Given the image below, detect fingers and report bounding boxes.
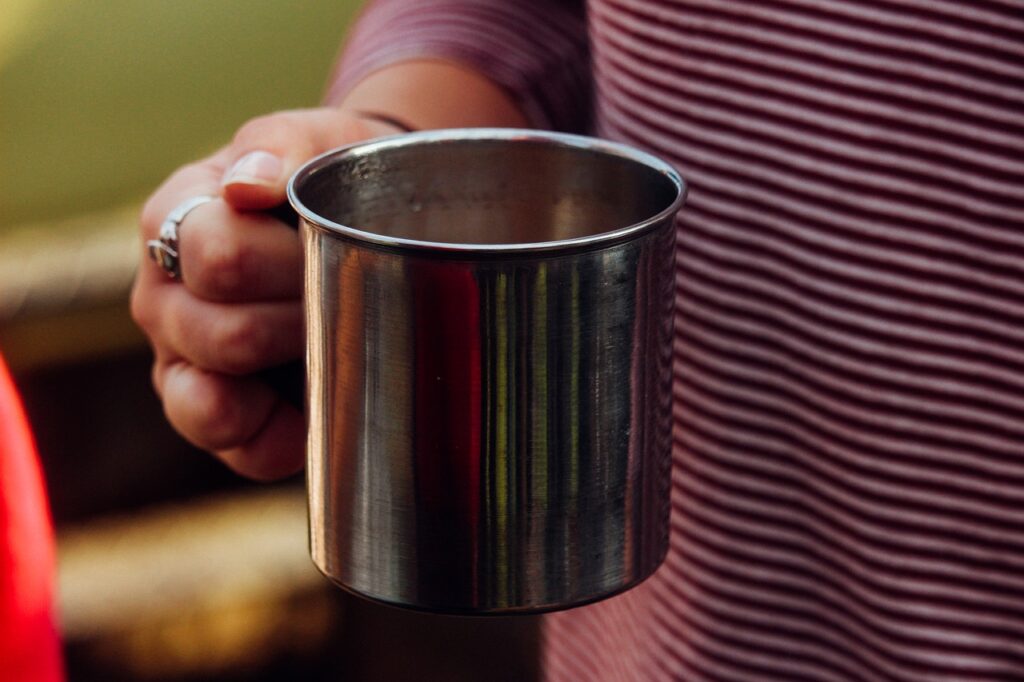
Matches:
[216,399,306,481]
[176,200,302,302]
[140,285,303,376]
[221,109,378,210]
[139,161,222,243]
[140,108,382,298]
[159,361,305,480]
[140,175,301,303]
[133,106,389,481]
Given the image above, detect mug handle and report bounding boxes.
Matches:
[260,203,304,411]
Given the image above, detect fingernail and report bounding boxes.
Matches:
[222,151,282,186]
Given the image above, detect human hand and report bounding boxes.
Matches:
[131,108,401,480]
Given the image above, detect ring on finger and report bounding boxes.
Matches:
[147,195,218,280]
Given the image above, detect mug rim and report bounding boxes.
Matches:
[286,128,687,255]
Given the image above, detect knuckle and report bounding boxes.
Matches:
[140,162,213,238]
[150,362,163,397]
[213,313,265,373]
[196,387,244,444]
[194,231,250,296]
[233,113,294,149]
[140,193,165,239]
[165,367,245,450]
[129,280,154,331]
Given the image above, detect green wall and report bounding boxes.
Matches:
[1,0,362,227]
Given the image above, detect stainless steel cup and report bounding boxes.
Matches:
[288,129,685,613]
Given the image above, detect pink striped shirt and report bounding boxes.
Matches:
[334,1,1024,679]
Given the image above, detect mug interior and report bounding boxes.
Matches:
[293,135,680,247]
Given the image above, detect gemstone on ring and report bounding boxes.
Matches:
[147,240,180,278]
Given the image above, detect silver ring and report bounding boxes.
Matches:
[146,195,217,280]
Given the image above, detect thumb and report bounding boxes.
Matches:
[219,108,381,210]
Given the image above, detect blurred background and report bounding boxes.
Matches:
[0,2,537,679]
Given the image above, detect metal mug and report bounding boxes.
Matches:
[288,129,685,613]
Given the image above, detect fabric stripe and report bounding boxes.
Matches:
[548,0,1024,679]
[330,0,1024,679]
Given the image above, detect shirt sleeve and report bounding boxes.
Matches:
[325,0,592,133]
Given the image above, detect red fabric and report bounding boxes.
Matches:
[0,355,63,681]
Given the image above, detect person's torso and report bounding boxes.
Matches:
[546,2,1024,679]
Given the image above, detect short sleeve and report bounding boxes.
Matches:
[326,0,592,133]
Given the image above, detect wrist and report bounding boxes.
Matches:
[350,110,416,135]
[329,59,530,131]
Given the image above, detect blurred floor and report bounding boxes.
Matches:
[14,350,539,681]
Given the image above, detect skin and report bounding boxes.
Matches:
[131,59,529,480]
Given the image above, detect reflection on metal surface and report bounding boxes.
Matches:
[293,129,685,613]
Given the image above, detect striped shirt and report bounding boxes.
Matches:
[334,1,1024,679]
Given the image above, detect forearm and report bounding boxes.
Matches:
[331,59,531,131]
